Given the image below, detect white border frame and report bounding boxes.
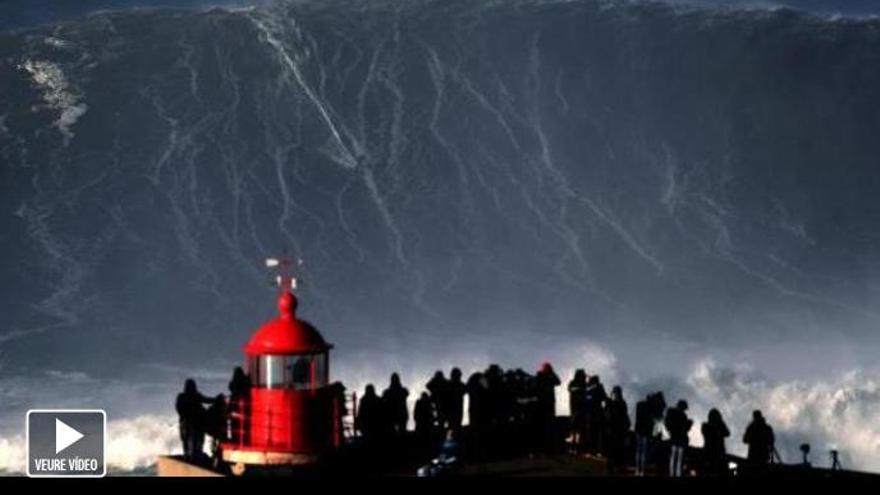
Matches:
[26,409,107,478]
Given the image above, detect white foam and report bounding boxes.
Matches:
[43,37,70,49]
[0,435,25,475]
[18,59,87,144]
[682,359,880,469]
[105,414,180,472]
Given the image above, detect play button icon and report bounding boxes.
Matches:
[27,410,106,477]
[55,418,85,454]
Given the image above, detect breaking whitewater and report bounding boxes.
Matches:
[2,0,880,475]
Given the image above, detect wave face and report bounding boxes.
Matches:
[2,0,880,471]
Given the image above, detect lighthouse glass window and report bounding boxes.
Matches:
[251,353,328,390]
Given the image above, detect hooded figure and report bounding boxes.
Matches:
[535,363,561,452]
[426,371,449,428]
[175,379,213,461]
[535,363,561,419]
[466,372,488,431]
[664,400,692,477]
[228,367,250,399]
[446,368,466,430]
[633,392,662,476]
[743,410,775,469]
[584,375,607,453]
[568,369,588,452]
[701,408,730,476]
[604,386,631,474]
[382,373,410,435]
[356,384,382,444]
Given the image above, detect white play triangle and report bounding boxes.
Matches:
[55,418,84,454]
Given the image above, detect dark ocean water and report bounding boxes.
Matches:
[2,0,880,375]
[2,0,879,31]
[0,0,276,31]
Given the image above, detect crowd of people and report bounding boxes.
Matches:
[350,362,779,476]
[175,361,779,476]
[356,363,564,460]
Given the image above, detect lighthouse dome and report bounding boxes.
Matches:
[244,291,331,355]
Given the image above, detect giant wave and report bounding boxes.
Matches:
[1,0,880,472]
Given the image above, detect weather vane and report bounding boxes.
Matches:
[265,256,303,291]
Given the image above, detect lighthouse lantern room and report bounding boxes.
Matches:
[221,258,337,473]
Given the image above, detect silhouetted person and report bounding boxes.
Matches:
[446,368,466,431]
[743,410,775,472]
[484,364,504,426]
[228,366,250,399]
[426,371,448,429]
[568,369,588,453]
[356,384,382,445]
[634,392,661,476]
[382,373,409,435]
[500,369,520,433]
[482,364,507,455]
[665,400,692,477]
[466,372,487,429]
[584,375,607,454]
[649,393,667,472]
[227,367,250,444]
[535,363,560,417]
[535,363,560,453]
[701,408,730,476]
[465,371,489,459]
[604,386,631,475]
[175,379,213,461]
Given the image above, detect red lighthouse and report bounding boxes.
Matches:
[221,258,338,474]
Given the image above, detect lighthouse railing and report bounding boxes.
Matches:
[224,391,355,450]
[225,399,290,448]
[227,397,249,448]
